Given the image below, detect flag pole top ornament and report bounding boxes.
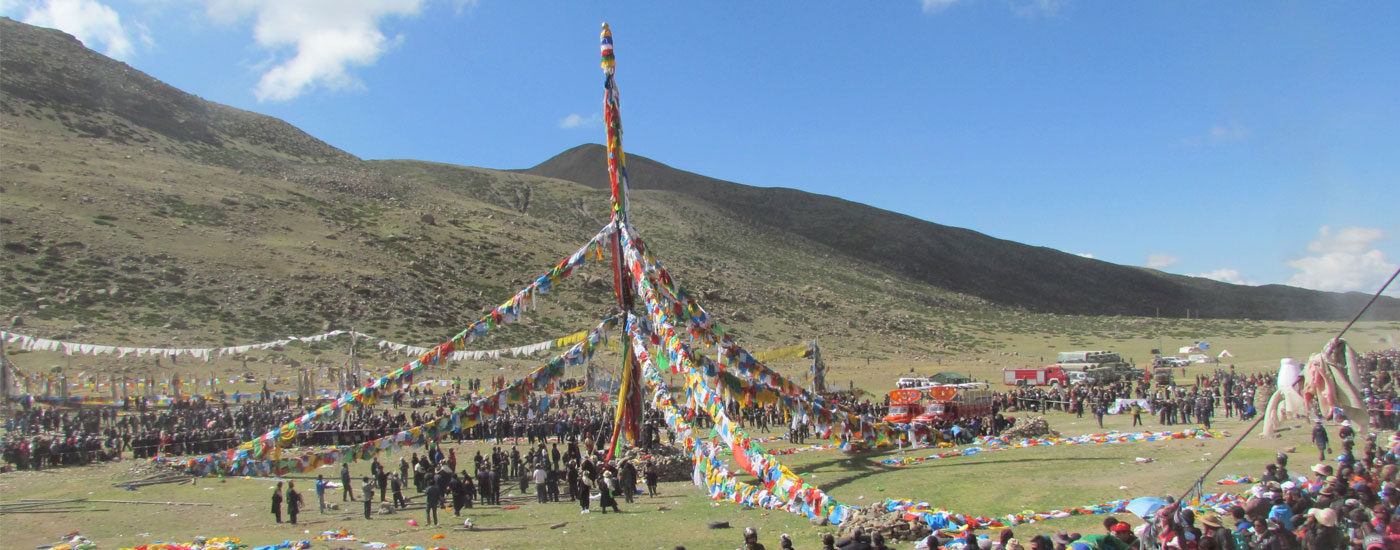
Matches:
[601,23,616,76]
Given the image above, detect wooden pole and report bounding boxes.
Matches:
[0,342,11,412]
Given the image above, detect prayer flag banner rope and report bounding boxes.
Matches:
[163,317,617,476]
[220,226,614,460]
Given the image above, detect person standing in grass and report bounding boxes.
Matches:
[533,462,549,503]
[286,481,303,525]
[620,460,637,504]
[361,476,374,520]
[424,479,442,526]
[341,463,354,501]
[271,481,284,523]
[645,461,659,498]
[1314,420,1330,461]
[315,474,328,514]
[600,470,621,513]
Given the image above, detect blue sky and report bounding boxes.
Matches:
[5,0,1398,296]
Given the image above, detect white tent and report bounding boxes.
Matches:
[1179,346,1198,354]
[1218,350,1234,358]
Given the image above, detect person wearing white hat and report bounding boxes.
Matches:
[1339,420,1356,444]
[1312,463,1334,480]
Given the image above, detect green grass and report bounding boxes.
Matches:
[0,404,1325,550]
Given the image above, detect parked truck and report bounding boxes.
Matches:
[884,385,995,424]
[1002,366,1075,387]
[1052,350,1136,384]
[913,385,995,424]
[882,389,924,424]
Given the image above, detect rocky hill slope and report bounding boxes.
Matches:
[524,144,1399,321]
[0,17,1393,367]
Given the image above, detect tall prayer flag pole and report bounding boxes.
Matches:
[601,23,642,460]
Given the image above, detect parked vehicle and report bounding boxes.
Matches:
[884,386,994,424]
[1053,350,1134,384]
[1002,366,1073,388]
[883,389,924,424]
[896,377,934,390]
[913,386,995,424]
[1154,356,1190,368]
[1152,367,1176,385]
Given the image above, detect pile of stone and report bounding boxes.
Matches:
[1000,416,1058,439]
[615,443,693,482]
[836,504,934,542]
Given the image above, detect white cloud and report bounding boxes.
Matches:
[558,113,601,129]
[1146,253,1179,269]
[1010,0,1064,17]
[1076,252,1094,259]
[921,0,965,13]
[1306,225,1385,255]
[921,0,1065,16]
[1288,226,1397,296]
[16,0,137,59]
[1190,268,1257,286]
[1182,121,1252,146]
[448,0,478,15]
[1208,121,1251,143]
[207,0,425,102]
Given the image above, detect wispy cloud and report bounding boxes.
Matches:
[1076,252,1094,259]
[1146,253,1179,269]
[1182,121,1252,146]
[10,0,139,59]
[1288,226,1397,296]
[448,0,478,15]
[921,0,1066,17]
[1190,268,1257,286]
[206,0,426,102]
[1306,225,1385,255]
[1010,0,1065,18]
[558,113,601,129]
[921,0,964,13]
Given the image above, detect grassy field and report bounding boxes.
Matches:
[1,310,1394,550]
[0,349,1359,550]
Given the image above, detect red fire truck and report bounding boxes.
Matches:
[1001,366,1075,388]
[884,386,995,425]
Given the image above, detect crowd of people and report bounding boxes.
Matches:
[10,347,1400,550]
[274,433,672,527]
[0,395,425,469]
[1359,350,1400,431]
[0,379,639,471]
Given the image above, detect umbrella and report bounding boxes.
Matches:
[1125,497,1169,519]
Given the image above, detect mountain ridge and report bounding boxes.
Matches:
[522,144,1398,321]
[0,14,1394,365]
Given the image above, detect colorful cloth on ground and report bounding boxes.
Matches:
[314,530,453,550]
[118,538,250,550]
[879,428,1228,466]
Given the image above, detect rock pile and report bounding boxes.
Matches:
[615,443,694,482]
[837,504,934,542]
[1000,416,1057,439]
